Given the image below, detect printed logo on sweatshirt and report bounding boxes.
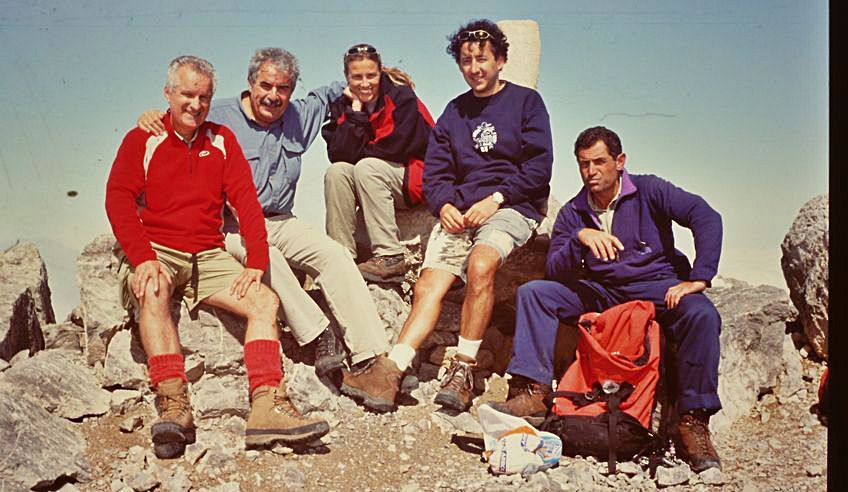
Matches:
[472,122,497,153]
[199,150,211,157]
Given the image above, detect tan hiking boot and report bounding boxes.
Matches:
[340,355,402,413]
[486,376,551,426]
[245,381,330,448]
[672,409,722,472]
[434,354,476,412]
[151,378,195,451]
[357,254,407,283]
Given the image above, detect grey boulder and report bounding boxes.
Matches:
[0,384,90,490]
[781,193,828,359]
[0,240,53,361]
[2,349,110,419]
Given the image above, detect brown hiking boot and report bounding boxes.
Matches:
[245,381,330,448]
[434,354,476,412]
[486,376,551,427]
[340,355,402,413]
[357,254,407,283]
[672,409,722,472]
[151,378,195,453]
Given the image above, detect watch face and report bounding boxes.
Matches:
[493,192,504,204]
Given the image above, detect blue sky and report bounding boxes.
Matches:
[0,1,828,319]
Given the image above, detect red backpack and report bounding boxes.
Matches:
[540,300,662,474]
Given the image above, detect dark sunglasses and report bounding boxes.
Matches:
[458,30,491,41]
[345,44,379,56]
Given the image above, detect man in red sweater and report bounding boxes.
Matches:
[106,56,328,458]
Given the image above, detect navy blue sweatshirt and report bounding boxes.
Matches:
[422,82,553,222]
[547,170,723,287]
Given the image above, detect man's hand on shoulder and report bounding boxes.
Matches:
[664,280,707,309]
[132,260,172,299]
[137,109,166,135]
[230,268,263,299]
[439,203,465,233]
[463,195,499,228]
[577,228,624,262]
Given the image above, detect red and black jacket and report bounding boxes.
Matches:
[322,73,435,206]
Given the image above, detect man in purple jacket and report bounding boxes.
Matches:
[489,126,724,473]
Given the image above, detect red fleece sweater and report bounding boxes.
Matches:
[106,114,269,270]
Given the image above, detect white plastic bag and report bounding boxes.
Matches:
[478,404,562,475]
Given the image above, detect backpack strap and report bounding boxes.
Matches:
[606,388,626,474]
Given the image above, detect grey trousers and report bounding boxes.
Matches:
[224,215,390,364]
[324,157,407,258]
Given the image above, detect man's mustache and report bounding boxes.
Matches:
[261,97,283,107]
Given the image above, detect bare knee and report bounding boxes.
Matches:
[412,274,447,305]
[244,286,280,320]
[465,256,499,294]
[137,273,173,316]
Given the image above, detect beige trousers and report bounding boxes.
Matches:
[324,157,408,258]
[224,215,389,364]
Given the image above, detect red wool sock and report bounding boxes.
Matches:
[244,339,283,395]
[147,353,187,388]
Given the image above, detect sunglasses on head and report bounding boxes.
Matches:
[458,30,491,41]
[346,44,378,56]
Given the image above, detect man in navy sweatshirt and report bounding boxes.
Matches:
[340,19,553,414]
[488,126,724,472]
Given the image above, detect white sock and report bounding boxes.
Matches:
[388,343,416,371]
[456,336,482,360]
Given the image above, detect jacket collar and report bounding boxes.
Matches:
[570,169,638,214]
[162,109,209,144]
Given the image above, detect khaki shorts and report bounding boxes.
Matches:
[421,208,537,282]
[117,242,244,315]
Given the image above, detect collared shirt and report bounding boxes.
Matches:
[588,176,622,235]
[207,82,345,215]
[172,127,199,147]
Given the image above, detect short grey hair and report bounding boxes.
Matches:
[166,55,216,94]
[247,47,300,88]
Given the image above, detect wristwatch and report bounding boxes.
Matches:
[492,191,505,205]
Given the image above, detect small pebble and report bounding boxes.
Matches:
[119,416,143,433]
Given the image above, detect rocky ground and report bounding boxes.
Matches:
[64,357,826,492]
[1,192,830,492]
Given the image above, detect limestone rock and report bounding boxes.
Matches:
[430,409,482,435]
[2,349,110,419]
[103,329,148,390]
[656,464,691,486]
[498,20,542,90]
[120,415,143,433]
[178,307,245,376]
[43,320,84,352]
[369,284,410,344]
[700,467,730,485]
[778,334,805,401]
[0,241,52,361]
[76,234,128,365]
[124,469,159,492]
[158,465,192,492]
[781,194,828,359]
[191,374,249,419]
[285,362,344,413]
[110,389,142,414]
[707,279,798,432]
[0,385,90,490]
